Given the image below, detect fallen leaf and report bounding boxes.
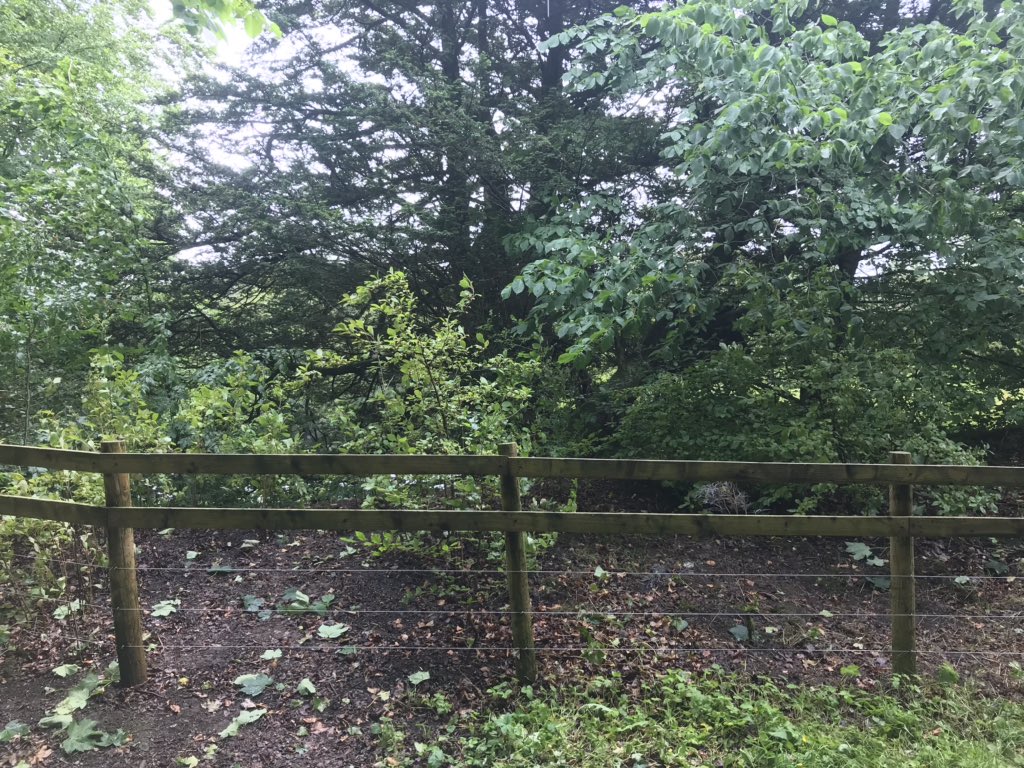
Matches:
[32,745,54,764]
[218,708,266,739]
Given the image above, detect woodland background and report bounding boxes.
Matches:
[5,2,1024,766]
[3,0,1024,510]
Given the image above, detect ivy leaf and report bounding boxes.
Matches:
[317,623,350,639]
[865,576,891,590]
[985,558,1009,575]
[296,678,317,696]
[0,721,29,742]
[242,595,265,612]
[233,674,274,696]
[821,14,838,26]
[407,670,430,686]
[150,599,181,617]
[729,625,750,642]
[38,714,73,730]
[310,593,336,616]
[55,674,101,715]
[279,589,311,614]
[218,708,266,739]
[61,719,126,754]
[845,541,874,562]
[53,600,82,620]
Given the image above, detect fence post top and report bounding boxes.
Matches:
[101,440,126,452]
[498,443,518,458]
[889,451,912,463]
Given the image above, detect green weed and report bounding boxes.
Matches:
[434,670,1024,767]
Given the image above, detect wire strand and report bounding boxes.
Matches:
[7,553,1019,580]
[19,596,1022,621]
[122,644,1024,656]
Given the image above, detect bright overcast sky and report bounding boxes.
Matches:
[147,0,257,64]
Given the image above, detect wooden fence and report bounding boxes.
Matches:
[3,441,1024,686]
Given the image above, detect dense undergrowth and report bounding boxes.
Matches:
[0,269,1010,634]
[425,671,1024,768]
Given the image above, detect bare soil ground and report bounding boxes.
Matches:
[2,481,1023,767]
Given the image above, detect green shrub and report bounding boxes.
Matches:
[613,346,997,515]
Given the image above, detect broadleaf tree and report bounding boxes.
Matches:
[505,0,1024,485]
[0,0,193,442]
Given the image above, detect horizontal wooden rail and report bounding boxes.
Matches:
[8,441,1023,689]
[5,443,1024,487]
[78,508,1024,538]
[104,506,900,536]
[509,457,1024,487]
[5,495,1024,538]
[0,495,106,525]
[0,445,116,473]
[0,445,504,477]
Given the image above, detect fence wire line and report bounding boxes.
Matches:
[17,595,1024,621]
[7,553,1020,581]
[5,635,1021,657]
[115,644,1024,656]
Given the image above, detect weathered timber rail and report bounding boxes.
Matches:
[2,441,1024,684]
[7,443,1024,485]
[7,495,1024,538]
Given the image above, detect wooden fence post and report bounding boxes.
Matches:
[889,450,916,677]
[499,443,537,684]
[101,441,147,686]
